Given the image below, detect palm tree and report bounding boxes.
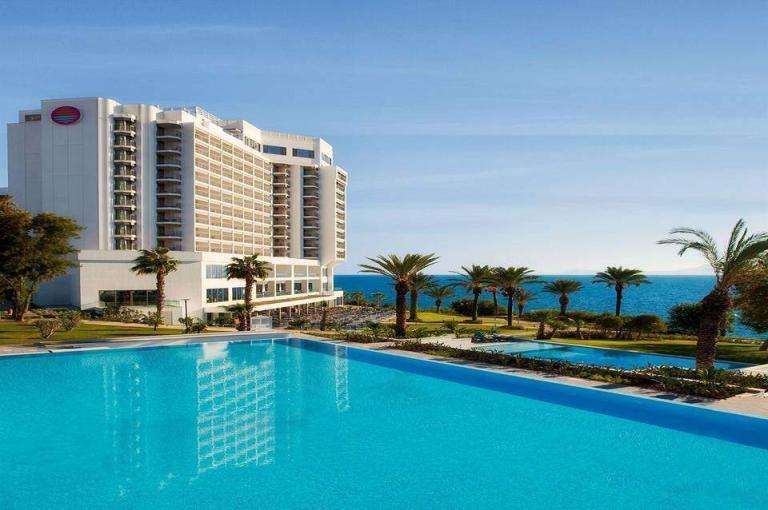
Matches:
[424,284,454,313]
[225,254,271,330]
[452,265,493,322]
[370,292,387,307]
[349,291,365,306]
[359,254,439,337]
[659,219,768,368]
[486,267,504,316]
[492,267,539,326]
[227,302,253,331]
[408,273,435,321]
[592,266,649,316]
[514,287,535,318]
[131,247,179,327]
[542,279,583,316]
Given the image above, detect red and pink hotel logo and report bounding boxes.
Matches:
[50,106,81,125]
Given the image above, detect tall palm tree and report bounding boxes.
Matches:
[592,266,649,316]
[408,273,434,321]
[452,265,493,322]
[359,254,439,337]
[225,254,271,330]
[349,291,365,306]
[424,284,454,313]
[542,279,583,316]
[131,247,179,326]
[659,219,768,368]
[370,292,387,307]
[492,267,539,326]
[486,267,504,316]
[514,288,535,318]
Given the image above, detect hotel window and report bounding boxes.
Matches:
[308,282,313,292]
[25,114,42,122]
[205,264,226,279]
[232,287,245,300]
[263,145,287,156]
[98,289,157,306]
[293,282,303,293]
[321,153,332,165]
[206,288,229,303]
[292,148,315,159]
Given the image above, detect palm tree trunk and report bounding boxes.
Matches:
[471,290,480,321]
[156,271,165,329]
[394,282,408,338]
[492,291,498,316]
[435,299,441,313]
[244,275,253,331]
[696,288,731,369]
[615,285,623,316]
[559,294,568,316]
[506,295,513,327]
[409,288,418,321]
[517,303,524,318]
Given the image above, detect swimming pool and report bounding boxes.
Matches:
[475,339,750,370]
[0,337,766,508]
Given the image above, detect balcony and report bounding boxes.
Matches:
[114,216,136,224]
[157,200,182,210]
[114,154,136,165]
[113,124,136,136]
[157,131,182,141]
[114,171,136,181]
[114,199,136,209]
[157,144,182,154]
[114,232,136,239]
[157,159,182,168]
[157,232,183,239]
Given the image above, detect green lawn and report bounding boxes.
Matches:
[0,319,185,346]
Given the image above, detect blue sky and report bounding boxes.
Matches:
[0,0,765,274]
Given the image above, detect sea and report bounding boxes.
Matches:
[335,274,764,338]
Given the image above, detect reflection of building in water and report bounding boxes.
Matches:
[101,359,147,494]
[334,345,350,413]
[196,343,276,473]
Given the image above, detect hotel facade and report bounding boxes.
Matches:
[4,97,348,323]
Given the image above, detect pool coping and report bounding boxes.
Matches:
[2,330,767,419]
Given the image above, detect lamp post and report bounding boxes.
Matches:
[182,298,190,333]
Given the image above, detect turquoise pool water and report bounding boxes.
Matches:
[475,340,751,370]
[1,338,767,509]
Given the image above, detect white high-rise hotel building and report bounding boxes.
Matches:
[3,98,348,322]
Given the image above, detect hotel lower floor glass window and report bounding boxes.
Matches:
[99,289,158,306]
[294,283,303,293]
[206,288,229,303]
[232,287,245,300]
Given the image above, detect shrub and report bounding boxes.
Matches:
[593,313,624,336]
[450,298,497,317]
[287,318,309,330]
[623,314,666,338]
[57,310,81,332]
[190,319,208,333]
[33,319,60,340]
[141,312,163,331]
